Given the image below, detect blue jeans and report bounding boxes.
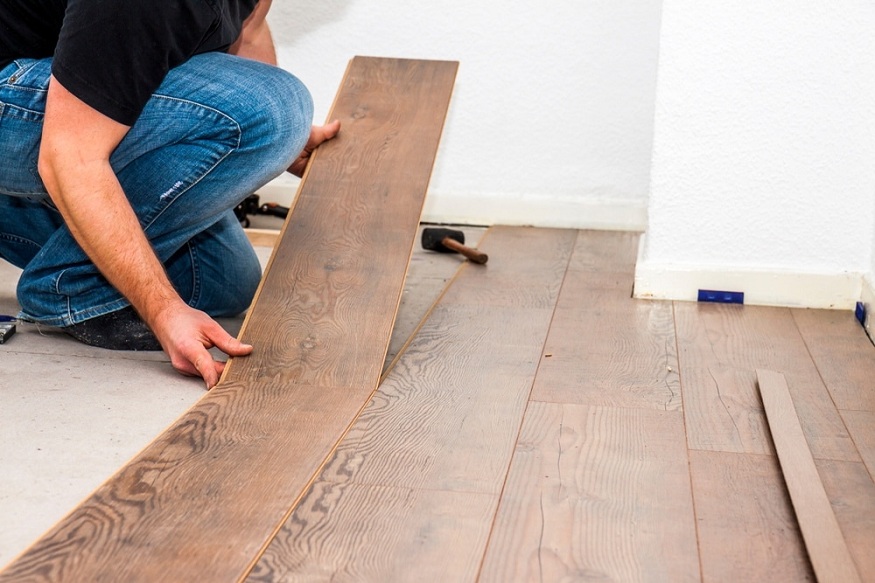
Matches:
[0,53,313,326]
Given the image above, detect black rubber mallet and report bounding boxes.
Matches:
[421,227,488,264]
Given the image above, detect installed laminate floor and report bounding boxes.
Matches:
[2,226,874,582]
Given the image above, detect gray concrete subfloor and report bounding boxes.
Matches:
[0,220,483,568]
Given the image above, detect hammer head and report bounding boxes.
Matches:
[421,227,465,252]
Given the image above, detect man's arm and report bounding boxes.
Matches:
[229,0,342,176]
[229,0,277,65]
[38,77,252,389]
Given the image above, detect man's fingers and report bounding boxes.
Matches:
[203,321,253,357]
[319,119,341,142]
[191,349,220,389]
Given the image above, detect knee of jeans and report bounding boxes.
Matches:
[240,68,315,173]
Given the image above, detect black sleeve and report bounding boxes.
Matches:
[52,0,221,125]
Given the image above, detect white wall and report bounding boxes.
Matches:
[265,1,662,229]
[636,1,875,309]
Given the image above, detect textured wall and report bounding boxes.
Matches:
[640,2,875,285]
[266,0,662,228]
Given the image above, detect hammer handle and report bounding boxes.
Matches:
[443,237,488,264]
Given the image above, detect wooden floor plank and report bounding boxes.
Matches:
[841,410,875,481]
[248,227,576,580]
[679,365,774,455]
[0,56,458,583]
[816,459,875,582]
[689,450,815,582]
[531,231,680,411]
[247,483,496,582]
[479,402,700,582]
[567,229,641,273]
[675,302,858,461]
[792,308,875,412]
[382,226,486,372]
[438,226,577,309]
[757,369,862,583]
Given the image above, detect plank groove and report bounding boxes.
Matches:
[757,369,862,583]
[0,56,458,583]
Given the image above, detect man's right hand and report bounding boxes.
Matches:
[151,302,253,389]
[287,120,341,177]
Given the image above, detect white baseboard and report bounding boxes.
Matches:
[634,239,864,310]
[422,190,648,230]
[256,182,648,231]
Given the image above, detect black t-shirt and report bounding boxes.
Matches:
[0,0,258,125]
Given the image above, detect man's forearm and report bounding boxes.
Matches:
[41,157,182,326]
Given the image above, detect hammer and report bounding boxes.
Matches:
[421,227,488,264]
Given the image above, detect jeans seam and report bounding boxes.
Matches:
[187,241,202,308]
[0,232,41,249]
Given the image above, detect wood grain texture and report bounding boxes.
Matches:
[438,226,578,309]
[792,308,875,412]
[689,450,815,582]
[841,410,875,481]
[249,227,576,580]
[816,459,875,582]
[247,483,496,582]
[479,402,700,583]
[532,234,680,411]
[0,57,458,583]
[567,229,640,273]
[757,369,862,583]
[680,366,774,455]
[675,302,858,461]
[382,226,486,372]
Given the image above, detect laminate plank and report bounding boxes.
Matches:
[567,229,640,273]
[675,302,858,461]
[479,402,700,583]
[382,226,486,372]
[438,226,578,309]
[816,459,875,582]
[530,231,674,414]
[841,410,875,481]
[531,276,681,411]
[689,450,815,582]
[247,483,496,582]
[249,227,576,580]
[0,57,458,583]
[793,308,875,412]
[680,366,774,455]
[757,369,862,583]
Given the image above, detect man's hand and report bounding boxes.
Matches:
[151,302,253,389]
[287,120,341,177]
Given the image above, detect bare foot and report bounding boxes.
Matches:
[287,120,341,177]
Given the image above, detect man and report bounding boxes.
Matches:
[0,0,339,388]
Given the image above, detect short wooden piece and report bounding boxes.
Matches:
[757,369,862,583]
[244,228,281,248]
[0,56,458,583]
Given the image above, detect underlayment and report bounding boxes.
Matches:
[0,220,482,567]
